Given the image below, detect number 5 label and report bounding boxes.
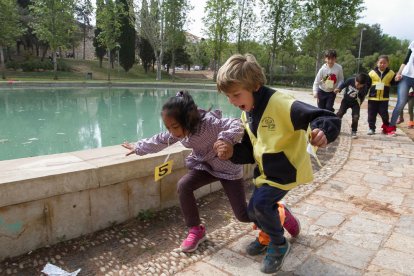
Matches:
[154,160,174,181]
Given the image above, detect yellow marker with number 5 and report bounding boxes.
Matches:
[154,160,174,181]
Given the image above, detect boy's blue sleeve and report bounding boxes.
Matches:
[291,101,341,143]
[230,131,255,164]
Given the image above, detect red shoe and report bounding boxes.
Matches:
[381,124,388,134]
[387,125,397,137]
[180,225,206,252]
[280,203,301,237]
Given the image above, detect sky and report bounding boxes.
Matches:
[186,0,414,41]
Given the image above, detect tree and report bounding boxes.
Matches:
[96,0,124,80]
[75,0,94,60]
[0,0,24,79]
[93,28,106,67]
[164,0,189,80]
[234,0,257,54]
[300,0,364,74]
[138,0,165,80]
[203,0,235,80]
[30,0,77,79]
[259,0,298,84]
[117,0,136,72]
[137,35,155,73]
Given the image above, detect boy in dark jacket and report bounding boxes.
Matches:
[214,53,341,274]
[334,73,371,138]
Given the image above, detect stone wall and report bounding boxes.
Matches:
[0,144,253,260]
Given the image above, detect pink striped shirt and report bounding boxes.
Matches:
[134,109,244,180]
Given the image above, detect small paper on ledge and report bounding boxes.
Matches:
[41,263,81,276]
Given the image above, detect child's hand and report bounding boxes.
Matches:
[122,141,136,156]
[313,91,318,98]
[310,128,328,148]
[334,88,340,94]
[213,139,233,160]
[395,74,402,81]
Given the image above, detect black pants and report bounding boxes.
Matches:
[177,169,249,227]
[336,100,361,132]
[248,184,288,245]
[317,89,336,112]
[367,100,389,130]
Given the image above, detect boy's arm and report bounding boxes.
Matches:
[312,68,323,96]
[359,78,372,103]
[337,66,345,87]
[230,131,256,164]
[291,101,341,143]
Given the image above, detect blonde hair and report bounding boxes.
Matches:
[216,53,266,93]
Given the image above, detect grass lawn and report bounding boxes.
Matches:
[1,58,214,84]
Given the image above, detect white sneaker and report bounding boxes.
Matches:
[367,129,375,135]
[351,131,357,139]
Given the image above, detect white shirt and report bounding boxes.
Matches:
[402,41,414,78]
[313,63,344,95]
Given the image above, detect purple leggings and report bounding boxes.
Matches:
[177,169,250,227]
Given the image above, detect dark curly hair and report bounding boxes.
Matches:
[161,91,200,135]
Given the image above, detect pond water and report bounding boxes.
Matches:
[0,88,240,161]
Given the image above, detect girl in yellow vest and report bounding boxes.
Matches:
[215,54,341,274]
[367,55,397,135]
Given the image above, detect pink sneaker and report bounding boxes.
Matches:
[281,204,301,238]
[180,225,206,252]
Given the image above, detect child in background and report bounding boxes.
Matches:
[122,91,300,253]
[215,54,341,274]
[367,55,397,135]
[396,88,414,128]
[313,49,344,112]
[335,73,371,139]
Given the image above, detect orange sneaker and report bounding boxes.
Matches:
[408,121,414,129]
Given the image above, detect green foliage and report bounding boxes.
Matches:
[117,0,136,72]
[203,0,235,78]
[294,55,315,74]
[0,0,25,48]
[300,0,364,67]
[93,28,107,67]
[96,0,124,51]
[233,0,257,53]
[337,50,357,77]
[6,59,71,72]
[137,210,155,221]
[137,35,155,73]
[30,0,77,52]
[272,74,315,87]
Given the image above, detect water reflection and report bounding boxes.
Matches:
[0,88,240,161]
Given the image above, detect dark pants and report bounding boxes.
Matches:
[248,184,288,245]
[317,89,336,112]
[367,100,389,130]
[177,169,249,227]
[336,100,361,132]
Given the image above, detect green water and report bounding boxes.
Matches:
[0,88,241,161]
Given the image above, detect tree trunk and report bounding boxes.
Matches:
[0,46,5,80]
[53,51,58,80]
[107,49,111,81]
[171,51,175,82]
[83,26,86,60]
